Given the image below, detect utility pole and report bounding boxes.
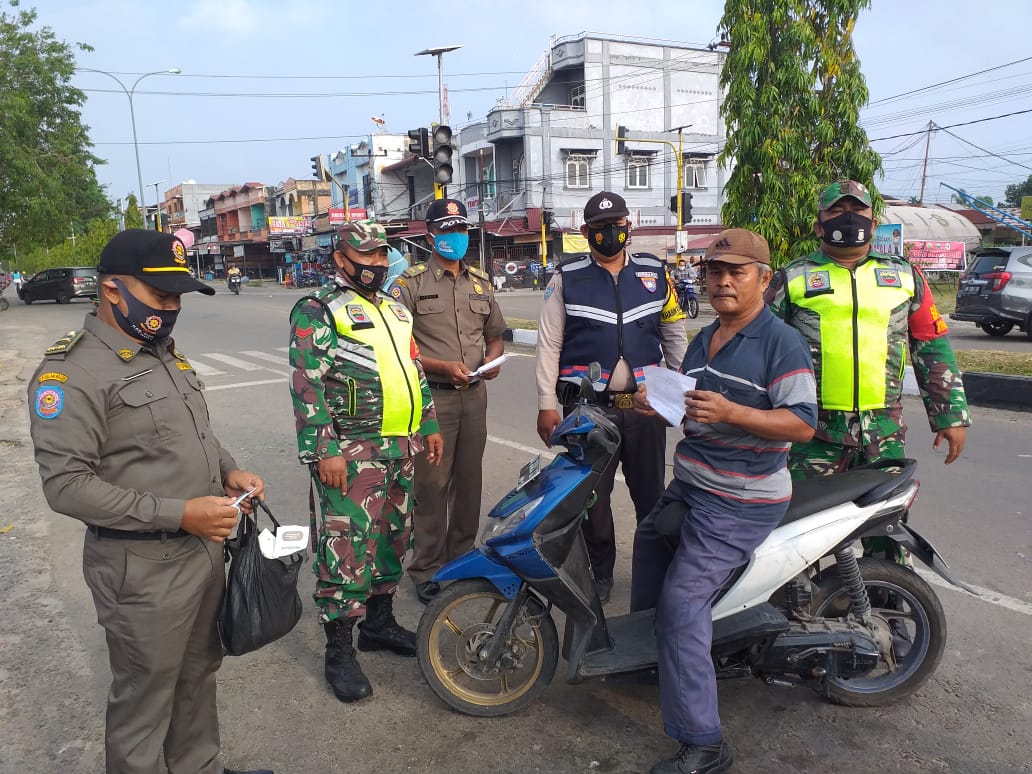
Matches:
[477,150,488,273]
[918,121,934,207]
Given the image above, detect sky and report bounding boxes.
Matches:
[35,0,1032,212]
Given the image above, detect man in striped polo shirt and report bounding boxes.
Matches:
[630,229,818,774]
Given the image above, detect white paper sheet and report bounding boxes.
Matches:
[642,366,697,427]
[468,353,510,378]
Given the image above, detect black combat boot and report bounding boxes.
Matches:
[323,617,372,702]
[356,593,417,656]
[649,741,732,774]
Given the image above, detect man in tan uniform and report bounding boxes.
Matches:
[389,198,506,603]
[27,229,272,774]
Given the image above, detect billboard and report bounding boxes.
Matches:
[873,223,903,256]
[268,216,312,235]
[328,208,368,225]
[904,240,966,270]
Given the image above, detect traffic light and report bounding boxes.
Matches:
[669,191,694,224]
[616,125,628,156]
[407,127,430,158]
[432,125,454,185]
[542,210,555,230]
[310,154,326,181]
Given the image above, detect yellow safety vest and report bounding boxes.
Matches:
[784,256,915,411]
[326,292,423,437]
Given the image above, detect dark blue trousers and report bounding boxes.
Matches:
[631,479,779,745]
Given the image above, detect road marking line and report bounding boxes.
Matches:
[202,352,288,376]
[187,359,227,376]
[206,378,284,392]
[275,346,290,352]
[240,350,289,366]
[916,569,1032,617]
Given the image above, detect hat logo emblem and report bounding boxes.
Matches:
[598,198,613,210]
[714,238,732,249]
[447,202,459,214]
[172,241,187,265]
[143,315,162,332]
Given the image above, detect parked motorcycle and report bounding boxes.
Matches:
[676,280,699,319]
[228,274,241,295]
[416,366,967,717]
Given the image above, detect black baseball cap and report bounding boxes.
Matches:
[426,198,470,229]
[583,191,630,225]
[97,229,215,295]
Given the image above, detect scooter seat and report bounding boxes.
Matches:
[782,469,893,525]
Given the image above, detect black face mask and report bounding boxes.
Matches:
[820,211,873,248]
[341,259,389,294]
[110,278,179,342]
[586,223,629,258]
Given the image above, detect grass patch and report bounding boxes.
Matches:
[954,349,1032,377]
[930,284,958,314]
[506,317,538,330]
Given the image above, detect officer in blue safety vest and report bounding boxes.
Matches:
[535,191,688,603]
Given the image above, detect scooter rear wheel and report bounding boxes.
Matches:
[416,579,558,717]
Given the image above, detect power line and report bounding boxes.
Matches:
[869,55,1032,106]
[869,108,1032,142]
[937,127,1032,174]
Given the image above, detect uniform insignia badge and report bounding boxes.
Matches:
[806,271,831,291]
[875,268,901,287]
[543,285,555,301]
[172,240,187,265]
[346,304,370,324]
[175,361,193,371]
[598,197,613,210]
[636,271,658,293]
[295,325,314,339]
[929,303,948,335]
[473,281,483,294]
[173,349,187,360]
[391,285,403,300]
[143,315,163,333]
[117,348,135,361]
[34,386,64,420]
[390,303,410,323]
[447,201,460,215]
[359,268,376,285]
[38,372,68,383]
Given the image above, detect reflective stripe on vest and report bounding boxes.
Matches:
[786,259,915,411]
[326,293,422,437]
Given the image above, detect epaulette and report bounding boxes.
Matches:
[402,263,429,278]
[44,329,84,359]
[469,266,489,282]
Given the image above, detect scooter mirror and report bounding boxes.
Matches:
[580,361,604,400]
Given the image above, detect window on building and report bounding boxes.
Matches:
[565,156,591,189]
[570,84,585,109]
[684,160,709,189]
[485,163,496,197]
[626,155,650,189]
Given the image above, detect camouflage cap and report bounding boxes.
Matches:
[818,180,874,211]
[336,219,388,251]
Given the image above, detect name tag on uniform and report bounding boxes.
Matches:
[417,294,438,301]
[469,293,490,302]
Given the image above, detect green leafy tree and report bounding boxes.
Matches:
[0,1,111,257]
[1003,175,1032,207]
[718,0,883,265]
[124,194,144,229]
[17,216,117,271]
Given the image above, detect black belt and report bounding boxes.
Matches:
[89,526,191,541]
[557,381,636,409]
[426,379,482,391]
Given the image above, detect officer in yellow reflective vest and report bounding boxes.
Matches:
[766,180,970,480]
[289,220,443,703]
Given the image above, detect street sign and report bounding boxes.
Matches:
[675,230,689,253]
[530,262,541,273]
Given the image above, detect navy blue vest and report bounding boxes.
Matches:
[558,253,667,388]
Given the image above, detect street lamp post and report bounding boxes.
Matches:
[77,67,181,208]
[414,45,462,126]
[149,180,168,232]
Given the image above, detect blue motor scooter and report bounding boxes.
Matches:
[416,366,960,717]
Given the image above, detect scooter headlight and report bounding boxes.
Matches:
[478,495,544,545]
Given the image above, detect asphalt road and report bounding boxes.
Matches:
[0,285,1029,774]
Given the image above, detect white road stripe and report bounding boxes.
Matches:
[206,378,284,392]
[187,359,227,376]
[275,346,290,352]
[240,350,289,366]
[916,569,1032,617]
[202,352,289,376]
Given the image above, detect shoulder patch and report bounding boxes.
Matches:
[38,371,68,383]
[402,264,429,278]
[390,285,403,300]
[44,330,84,359]
[34,385,65,419]
[469,266,489,281]
[116,348,136,362]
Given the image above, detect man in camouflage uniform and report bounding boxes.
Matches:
[766,180,970,485]
[289,220,443,702]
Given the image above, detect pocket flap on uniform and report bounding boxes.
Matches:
[118,381,170,407]
[415,297,443,314]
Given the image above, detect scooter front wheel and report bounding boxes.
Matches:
[416,579,558,717]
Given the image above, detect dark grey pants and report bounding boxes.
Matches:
[83,530,224,774]
[631,480,779,745]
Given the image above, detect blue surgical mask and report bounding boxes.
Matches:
[433,232,469,261]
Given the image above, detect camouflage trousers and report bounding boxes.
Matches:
[788,408,906,480]
[312,457,414,623]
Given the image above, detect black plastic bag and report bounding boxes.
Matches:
[219,499,304,656]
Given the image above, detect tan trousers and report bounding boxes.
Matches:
[408,384,488,584]
[83,530,224,774]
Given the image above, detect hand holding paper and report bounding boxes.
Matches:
[642,366,697,427]
[468,353,510,378]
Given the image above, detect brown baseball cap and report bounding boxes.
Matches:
[703,228,771,265]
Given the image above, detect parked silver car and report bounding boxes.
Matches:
[950,246,1032,339]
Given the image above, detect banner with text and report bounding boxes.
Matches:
[268,216,312,235]
[904,240,966,270]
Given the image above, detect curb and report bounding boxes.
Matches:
[503,329,1032,413]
